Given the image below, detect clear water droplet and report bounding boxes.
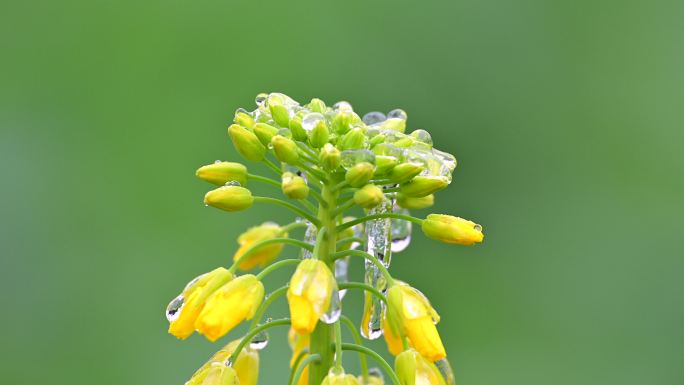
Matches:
[224,180,241,186]
[361,200,392,339]
[166,295,184,322]
[250,329,269,350]
[340,149,376,170]
[362,111,386,125]
[435,358,456,385]
[224,357,234,368]
[301,112,325,132]
[473,223,482,232]
[409,129,433,146]
[391,206,412,253]
[255,93,268,107]
[333,101,353,112]
[300,221,317,259]
[335,257,350,299]
[387,108,407,120]
[183,273,207,292]
[320,287,342,324]
[214,159,223,164]
[278,127,292,138]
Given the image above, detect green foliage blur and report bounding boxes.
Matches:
[1,0,682,384]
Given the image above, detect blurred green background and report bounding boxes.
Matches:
[1,0,682,384]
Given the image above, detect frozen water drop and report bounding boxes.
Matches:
[333,101,353,112]
[409,129,433,146]
[387,108,407,120]
[362,111,386,125]
[224,180,241,187]
[183,273,207,292]
[214,159,223,164]
[320,287,342,324]
[302,112,325,132]
[224,357,234,368]
[335,257,350,299]
[300,221,317,259]
[474,223,483,232]
[435,358,456,385]
[391,206,412,253]
[340,149,376,170]
[166,295,184,322]
[250,329,269,350]
[255,93,268,107]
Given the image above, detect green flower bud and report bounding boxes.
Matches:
[307,98,327,113]
[234,111,255,130]
[253,123,279,146]
[271,135,299,164]
[383,118,406,133]
[400,176,449,197]
[204,186,253,212]
[309,120,329,148]
[339,127,366,150]
[332,112,353,134]
[354,184,384,208]
[374,155,399,176]
[389,163,424,184]
[268,94,291,127]
[320,143,341,171]
[395,350,419,385]
[421,214,484,245]
[397,193,434,210]
[196,161,247,186]
[289,115,308,141]
[281,172,309,199]
[345,162,375,187]
[369,133,386,147]
[228,124,266,162]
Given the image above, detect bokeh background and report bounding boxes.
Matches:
[1,0,682,384]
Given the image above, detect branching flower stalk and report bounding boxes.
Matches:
[165,93,484,385]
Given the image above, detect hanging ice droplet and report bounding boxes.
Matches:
[333,101,353,112]
[214,159,223,164]
[166,295,184,322]
[360,267,385,340]
[301,112,325,132]
[362,111,386,125]
[409,129,433,146]
[366,200,392,267]
[224,180,241,187]
[367,368,384,383]
[320,287,342,324]
[249,329,270,350]
[391,206,412,253]
[435,358,456,385]
[335,257,350,299]
[224,356,234,368]
[340,149,376,170]
[387,108,407,121]
[255,93,268,107]
[300,221,316,259]
[183,273,207,292]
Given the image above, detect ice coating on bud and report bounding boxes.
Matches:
[196,162,247,186]
[281,172,309,200]
[341,149,376,170]
[204,186,254,212]
[390,163,424,184]
[400,176,449,197]
[346,162,375,188]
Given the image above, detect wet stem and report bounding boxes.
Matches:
[308,179,339,385]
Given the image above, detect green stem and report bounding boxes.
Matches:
[332,250,394,286]
[308,188,326,207]
[331,180,348,192]
[263,158,283,174]
[290,354,321,385]
[341,343,401,385]
[287,349,311,385]
[247,173,281,188]
[297,163,327,183]
[340,316,369,380]
[253,196,320,226]
[338,282,387,304]
[336,237,364,249]
[229,238,312,273]
[331,198,356,217]
[281,221,309,233]
[337,213,423,232]
[229,318,291,364]
[334,321,343,369]
[255,259,300,281]
[249,285,288,329]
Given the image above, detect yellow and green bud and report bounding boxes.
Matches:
[388,282,446,361]
[204,186,254,212]
[187,339,259,385]
[375,155,400,176]
[195,274,264,341]
[345,162,375,187]
[389,163,424,184]
[233,222,286,270]
[421,214,483,245]
[187,364,239,385]
[228,124,266,161]
[253,122,279,146]
[268,94,291,127]
[339,127,366,150]
[168,267,234,339]
[400,176,448,197]
[271,135,299,164]
[309,120,329,148]
[234,111,255,130]
[307,98,327,113]
[320,143,341,171]
[289,115,308,141]
[354,184,385,209]
[281,172,310,200]
[332,111,353,134]
[321,368,360,385]
[395,349,446,385]
[196,161,247,186]
[287,259,335,334]
[396,194,434,210]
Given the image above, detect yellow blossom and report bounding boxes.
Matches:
[387,283,446,361]
[195,275,264,341]
[232,222,286,270]
[421,214,483,245]
[204,185,253,212]
[288,328,311,385]
[383,311,405,356]
[287,259,335,334]
[187,339,259,385]
[167,267,233,340]
[321,368,360,385]
[196,161,247,186]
